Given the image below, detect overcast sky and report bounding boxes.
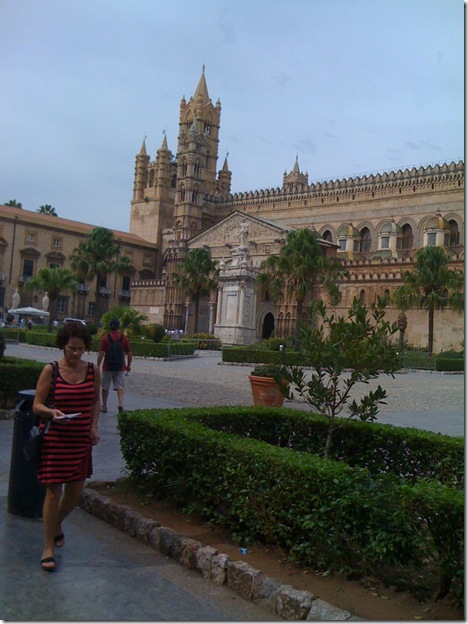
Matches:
[0,0,463,233]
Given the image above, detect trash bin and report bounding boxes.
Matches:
[7,389,46,518]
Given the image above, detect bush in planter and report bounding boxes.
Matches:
[250,363,288,382]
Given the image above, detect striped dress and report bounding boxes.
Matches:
[37,361,95,484]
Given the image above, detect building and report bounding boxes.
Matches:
[0,204,157,322]
[1,69,463,349]
[129,70,464,352]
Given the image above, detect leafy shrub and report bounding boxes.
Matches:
[118,406,464,600]
[0,357,44,407]
[250,363,288,380]
[190,332,222,350]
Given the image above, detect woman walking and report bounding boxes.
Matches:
[33,321,100,572]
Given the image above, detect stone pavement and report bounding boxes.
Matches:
[0,344,464,621]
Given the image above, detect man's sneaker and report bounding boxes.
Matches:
[118,406,124,413]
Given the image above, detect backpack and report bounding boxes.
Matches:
[106,333,124,371]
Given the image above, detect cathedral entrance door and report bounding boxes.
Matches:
[262,312,275,339]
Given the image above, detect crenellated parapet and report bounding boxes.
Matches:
[212,160,464,209]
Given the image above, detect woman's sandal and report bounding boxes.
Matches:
[54,533,65,548]
[41,556,56,572]
[100,406,107,413]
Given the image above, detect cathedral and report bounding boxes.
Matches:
[0,69,463,351]
[129,69,464,352]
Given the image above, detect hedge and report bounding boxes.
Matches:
[0,357,44,407]
[222,347,308,366]
[224,346,464,372]
[17,332,198,358]
[118,406,464,600]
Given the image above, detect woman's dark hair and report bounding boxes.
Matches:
[56,322,92,350]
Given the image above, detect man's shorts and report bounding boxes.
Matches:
[101,370,126,391]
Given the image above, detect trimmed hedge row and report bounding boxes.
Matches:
[223,346,464,371]
[190,407,464,489]
[118,407,464,600]
[14,332,198,358]
[222,347,308,366]
[0,357,44,407]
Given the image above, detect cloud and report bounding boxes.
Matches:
[406,140,441,151]
[293,138,317,155]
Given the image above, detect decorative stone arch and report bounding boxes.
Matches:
[256,301,277,340]
[356,221,377,252]
[319,225,336,243]
[444,212,464,246]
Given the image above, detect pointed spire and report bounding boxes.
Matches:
[194,66,210,105]
[293,155,300,174]
[161,130,168,151]
[139,137,147,156]
[222,155,229,171]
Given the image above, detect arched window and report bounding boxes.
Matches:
[194,161,201,177]
[359,290,365,304]
[148,169,154,187]
[322,230,333,243]
[449,220,460,246]
[180,186,185,202]
[359,227,371,252]
[181,159,187,177]
[401,224,413,250]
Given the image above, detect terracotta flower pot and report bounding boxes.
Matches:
[249,375,288,407]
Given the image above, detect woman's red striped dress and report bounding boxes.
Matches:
[37,362,95,484]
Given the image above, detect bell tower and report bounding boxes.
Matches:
[174,67,222,242]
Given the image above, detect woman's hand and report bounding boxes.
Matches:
[48,408,66,420]
[91,425,100,446]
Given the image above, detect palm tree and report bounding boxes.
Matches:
[69,227,131,324]
[25,267,79,331]
[258,228,343,349]
[392,246,464,354]
[100,305,148,337]
[4,200,22,208]
[37,204,58,216]
[172,248,218,333]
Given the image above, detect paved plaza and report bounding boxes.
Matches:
[6,343,464,436]
[0,343,463,621]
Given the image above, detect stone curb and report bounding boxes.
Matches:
[79,484,362,621]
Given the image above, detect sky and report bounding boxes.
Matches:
[0,0,464,233]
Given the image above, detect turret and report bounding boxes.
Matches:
[133,139,150,200]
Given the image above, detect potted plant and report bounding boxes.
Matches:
[249,363,289,407]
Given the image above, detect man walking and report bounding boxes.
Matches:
[97,319,132,413]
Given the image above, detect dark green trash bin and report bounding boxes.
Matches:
[7,389,46,518]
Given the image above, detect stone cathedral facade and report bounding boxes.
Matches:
[129,70,464,352]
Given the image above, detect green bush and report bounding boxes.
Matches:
[222,347,308,366]
[190,333,222,350]
[434,358,464,372]
[0,357,44,407]
[118,406,464,599]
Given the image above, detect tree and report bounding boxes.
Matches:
[100,305,148,336]
[172,248,218,333]
[4,200,22,208]
[69,227,131,324]
[283,297,399,458]
[258,228,343,349]
[25,267,79,331]
[392,246,464,354]
[37,204,58,216]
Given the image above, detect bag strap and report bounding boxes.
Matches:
[47,361,59,408]
[42,361,58,435]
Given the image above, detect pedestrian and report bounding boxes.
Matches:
[97,318,132,414]
[33,321,100,572]
[27,317,33,330]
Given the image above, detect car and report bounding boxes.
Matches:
[64,317,87,326]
